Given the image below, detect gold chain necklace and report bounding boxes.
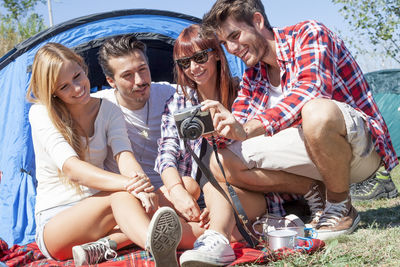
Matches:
[114,91,150,140]
[115,91,150,161]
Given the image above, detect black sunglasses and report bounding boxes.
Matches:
[175,48,214,69]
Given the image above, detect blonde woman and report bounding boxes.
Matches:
[27,43,181,267]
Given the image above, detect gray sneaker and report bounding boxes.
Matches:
[304,181,326,227]
[72,237,117,266]
[146,207,182,267]
[350,170,398,200]
[316,198,360,240]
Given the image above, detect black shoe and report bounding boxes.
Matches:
[350,171,398,200]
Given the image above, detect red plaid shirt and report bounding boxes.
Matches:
[232,20,398,171]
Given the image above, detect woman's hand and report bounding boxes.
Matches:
[124,171,154,194]
[198,208,210,229]
[135,191,158,213]
[201,100,247,141]
[124,171,157,213]
[169,185,201,222]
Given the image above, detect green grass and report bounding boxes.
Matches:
[238,164,400,266]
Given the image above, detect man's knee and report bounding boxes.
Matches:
[209,149,244,183]
[301,99,346,139]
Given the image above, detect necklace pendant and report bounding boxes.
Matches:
[141,130,150,140]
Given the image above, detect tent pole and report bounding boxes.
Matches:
[47,0,54,27]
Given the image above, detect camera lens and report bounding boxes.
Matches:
[181,118,204,140]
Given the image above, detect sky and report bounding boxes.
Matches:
[14,0,400,72]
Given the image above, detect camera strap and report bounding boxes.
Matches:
[195,139,208,185]
[184,137,259,248]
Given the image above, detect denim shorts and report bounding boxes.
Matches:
[228,100,381,183]
[35,201,77,259]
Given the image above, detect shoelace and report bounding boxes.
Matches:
[352,178,377,191]
[318,201,348,227]
[304,185,324,218]
[353,179,377,194]
[86,240,117,263]
[193,232,225,251]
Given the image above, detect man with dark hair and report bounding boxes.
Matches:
[200,0,398,240]
[95,34,176,190]
[93,33,268,267]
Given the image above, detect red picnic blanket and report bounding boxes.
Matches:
[0,238,324,266]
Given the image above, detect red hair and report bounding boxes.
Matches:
[173,24,237,109]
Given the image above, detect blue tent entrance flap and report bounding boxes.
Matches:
[365,69,400,155]
[0,9,246,246]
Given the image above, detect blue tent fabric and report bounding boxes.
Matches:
[0,52,37,246]
[365,69,400,155]
[0,9,245,246]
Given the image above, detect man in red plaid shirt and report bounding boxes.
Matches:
[200,0,398,241]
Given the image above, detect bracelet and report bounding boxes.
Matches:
[167,182,183,194]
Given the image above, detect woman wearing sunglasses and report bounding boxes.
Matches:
[155,24,266,267]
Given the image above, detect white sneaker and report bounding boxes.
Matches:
[146,207,182,267]
[179,230,236,267]
[72,237,117,266]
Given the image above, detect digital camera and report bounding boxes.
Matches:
[173,104,214,140]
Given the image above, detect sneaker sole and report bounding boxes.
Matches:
[147,207,182,267]
[316,213,361,240]
[387,188,399,198]
[180,252,235,267]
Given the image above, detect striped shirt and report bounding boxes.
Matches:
[155,87,203,179]
[232,20,398,171]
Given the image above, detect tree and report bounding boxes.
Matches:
[3,0,44,20]
[0,0,46,56]
[332,0,400,65]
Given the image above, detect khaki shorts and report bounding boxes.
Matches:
[227,100,381,184]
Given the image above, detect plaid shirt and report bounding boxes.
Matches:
[155,87,203,178]
[155,87,295,216]
[232,20,398,171]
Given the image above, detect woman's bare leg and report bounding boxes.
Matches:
[202,182,266,241]
[158,176,206,249]
[43,191,149,260]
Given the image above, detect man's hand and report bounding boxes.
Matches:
[124,171,154,194]
[124,171,157,213]
[201,100,247,141]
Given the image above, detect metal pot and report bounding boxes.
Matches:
[267,229,297,250]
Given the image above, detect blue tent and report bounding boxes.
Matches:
[365,69,400,156]
[0,9,245,246]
